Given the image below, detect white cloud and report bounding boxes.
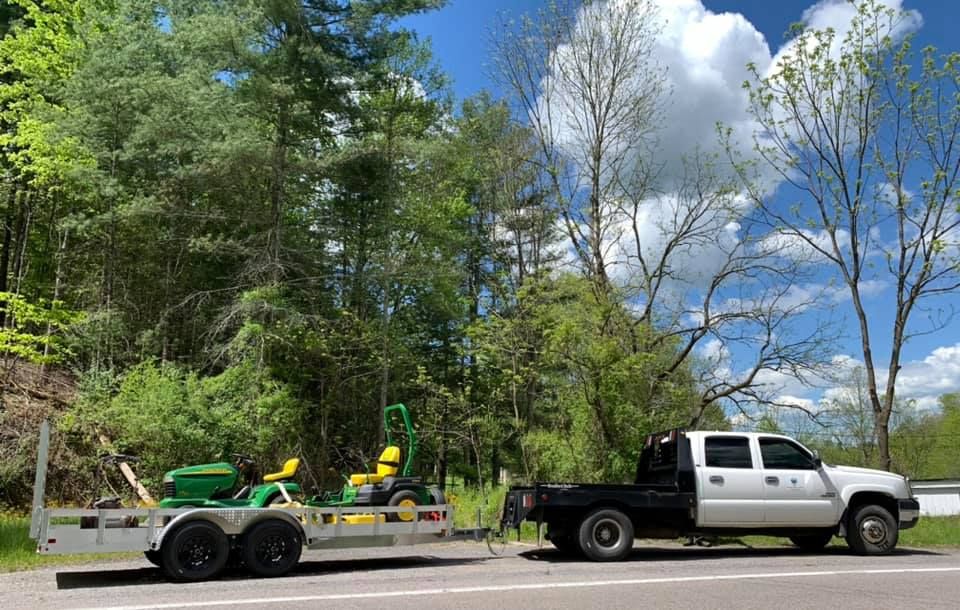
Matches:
[897,344,960,399]
[543,0,924,291]
[746,344,960,421]
[774,394,818,413]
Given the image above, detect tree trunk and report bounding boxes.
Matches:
[11,189,30,297]
[0,186,15,328]
[40,227,68,378]
[437,434,448,491]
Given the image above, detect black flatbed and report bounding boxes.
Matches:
[501,430,698,538]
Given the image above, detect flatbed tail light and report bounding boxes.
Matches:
[46,539,56,544]
[522,494,534,508]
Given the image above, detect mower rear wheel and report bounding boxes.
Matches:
[241,519,302,578]
[387,489,421,522]
[144,549,162,567]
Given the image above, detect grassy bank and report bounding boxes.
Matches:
[0,513,137,572]
[900,515,960,548]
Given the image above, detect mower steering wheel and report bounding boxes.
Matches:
[230,453,256,468]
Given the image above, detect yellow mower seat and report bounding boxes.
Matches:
[263,458,301,483]
[349,446,401,486]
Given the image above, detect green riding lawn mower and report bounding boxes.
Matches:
[159,403,442,521]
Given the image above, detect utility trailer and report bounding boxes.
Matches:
[29,422,486,582]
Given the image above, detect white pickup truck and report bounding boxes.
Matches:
[502,429,920,561]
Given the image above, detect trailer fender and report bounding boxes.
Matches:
[153,509,306,550]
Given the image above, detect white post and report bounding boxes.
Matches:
[30,421,50,539]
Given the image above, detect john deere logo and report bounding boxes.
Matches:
[790,477,798,485]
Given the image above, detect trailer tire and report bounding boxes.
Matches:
[161,520,229,582]
[578,509,633,562]
[845,504,898,555]
[387,489,421,522]
[241,519,302,578]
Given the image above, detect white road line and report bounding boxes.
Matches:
[73,566,960,610]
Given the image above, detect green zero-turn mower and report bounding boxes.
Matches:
[305,403,444,522]
[159,453,303,509]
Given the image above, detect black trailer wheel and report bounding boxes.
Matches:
[241,519,302,578]
[789,530,834,551]
[845,504,898,555]
[161,520,229,582]
[578,509,634,562]
[387,489,421,522]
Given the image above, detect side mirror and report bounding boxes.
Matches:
[812,456,823,469]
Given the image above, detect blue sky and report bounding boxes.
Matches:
[402,1,960,417]
[404,1,957,101]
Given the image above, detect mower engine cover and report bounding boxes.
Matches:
[160,462,238,507]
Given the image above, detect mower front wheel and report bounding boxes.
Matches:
[387,489,421,522]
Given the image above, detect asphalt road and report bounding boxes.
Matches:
[4,541,960,610]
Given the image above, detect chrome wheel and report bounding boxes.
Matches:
[861,518,887,545]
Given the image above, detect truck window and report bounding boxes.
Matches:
[759,437,815,470]
[704,436,753,468]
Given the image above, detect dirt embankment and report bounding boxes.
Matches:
[0,362,88,508]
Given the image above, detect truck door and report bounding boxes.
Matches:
[758,436,839,525]
[698,435,764,526]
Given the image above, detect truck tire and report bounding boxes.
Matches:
[387,489,421,522]
[161,520,229,582]
[144,549,162,567]
[789,531,834,551]
[241,519,302,578]
[845,504,898,555]
[578,509,634,562]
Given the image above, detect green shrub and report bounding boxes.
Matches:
[66,360,305,493]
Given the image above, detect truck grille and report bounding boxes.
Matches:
[163,481,176,499]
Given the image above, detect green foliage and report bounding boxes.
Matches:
[471,274,699,483]
[67,360,304,489]
[0,0,803,510]
[0,292,80,364]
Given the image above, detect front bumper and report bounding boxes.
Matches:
[899,498,920,530]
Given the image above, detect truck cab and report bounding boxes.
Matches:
[688,431,915,530]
